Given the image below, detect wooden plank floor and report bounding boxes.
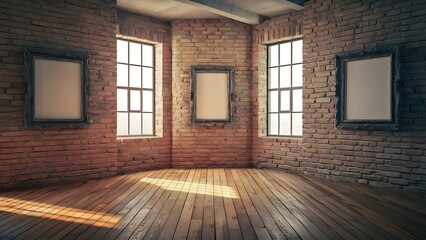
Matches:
[0,168,425,240]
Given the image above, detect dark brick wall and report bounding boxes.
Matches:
[0,0,117,189]
[252,0,426,191]
[171,19,252,168]
[116,10,173,173]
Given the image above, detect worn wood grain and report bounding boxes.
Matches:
[0,168,423,240]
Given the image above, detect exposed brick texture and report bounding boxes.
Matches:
[0,0,118,189]
[116,10,172,173]
[252,0,426,191]
[1,0,425,191]
[171,19,252,168]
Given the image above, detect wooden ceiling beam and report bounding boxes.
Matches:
[175,0,264,25]
[271,0,304,11]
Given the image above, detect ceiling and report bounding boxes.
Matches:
[117,0,304,25]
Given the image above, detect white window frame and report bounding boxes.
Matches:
[267,39,303,137]
[116,39,155,137]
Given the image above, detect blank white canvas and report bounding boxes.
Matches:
[195,72,229,120]
[345,56,391,120]
[34,58,82,120]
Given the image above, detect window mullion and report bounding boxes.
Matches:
[139,51,144,135]
[152,45,156,136]
[127,42,130,136]
[290,41,293,136]
[277,44,281,136]
[267,46,270,136]
[127,89,130,135]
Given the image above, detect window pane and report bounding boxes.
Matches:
[267,39,303,137]
[129,42,141,65]
[268,91,278,112]
[280,90,290,111]
[280,66,291,88]
[280,42,291,65]
[130,113,142,135]
[117,112,128,135]
[292,39,303,64]
[279,113,291,136]
[129,66,141,88]
[143,113,153,135]
[292,113,303,135]
[117,89,127,111]
[269,44,278,67]
[117,40,128,63]
[293,89,303,112]
[143,90,153,112]
[292,64,303,87]
[130,90,141,111]
[142,67,153,89]
[142,44,153,67]
[117,64,128,87]
[116,40,156,137]
[269,68,278,89]
[268,113,278,135]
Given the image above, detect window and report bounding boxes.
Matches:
[267,39,303,136]
[116,39,155,137]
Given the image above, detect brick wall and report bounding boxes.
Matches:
[116,10,173,173]
[171,19,252,167]
[252,0,426,191]
[0,0,117,189]
[1,0,425,191]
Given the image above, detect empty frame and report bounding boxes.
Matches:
[196,72,229,120]
[336,47,400,130]
[346,57,391,120]
[24,47,89,128]
[190,66,234,125]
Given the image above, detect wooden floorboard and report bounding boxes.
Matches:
[0,168,424,239]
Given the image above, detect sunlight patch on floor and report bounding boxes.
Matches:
[140,177,240,199]
[0,197,120,228]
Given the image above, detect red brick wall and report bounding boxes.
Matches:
[252,0,426,191]
[1,0,425,191]
[0,0,117,189]
[171,19,252,167]
[116,10,172,173]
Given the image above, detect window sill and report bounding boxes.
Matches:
[259,135,303,141]
[117,135,161,141]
